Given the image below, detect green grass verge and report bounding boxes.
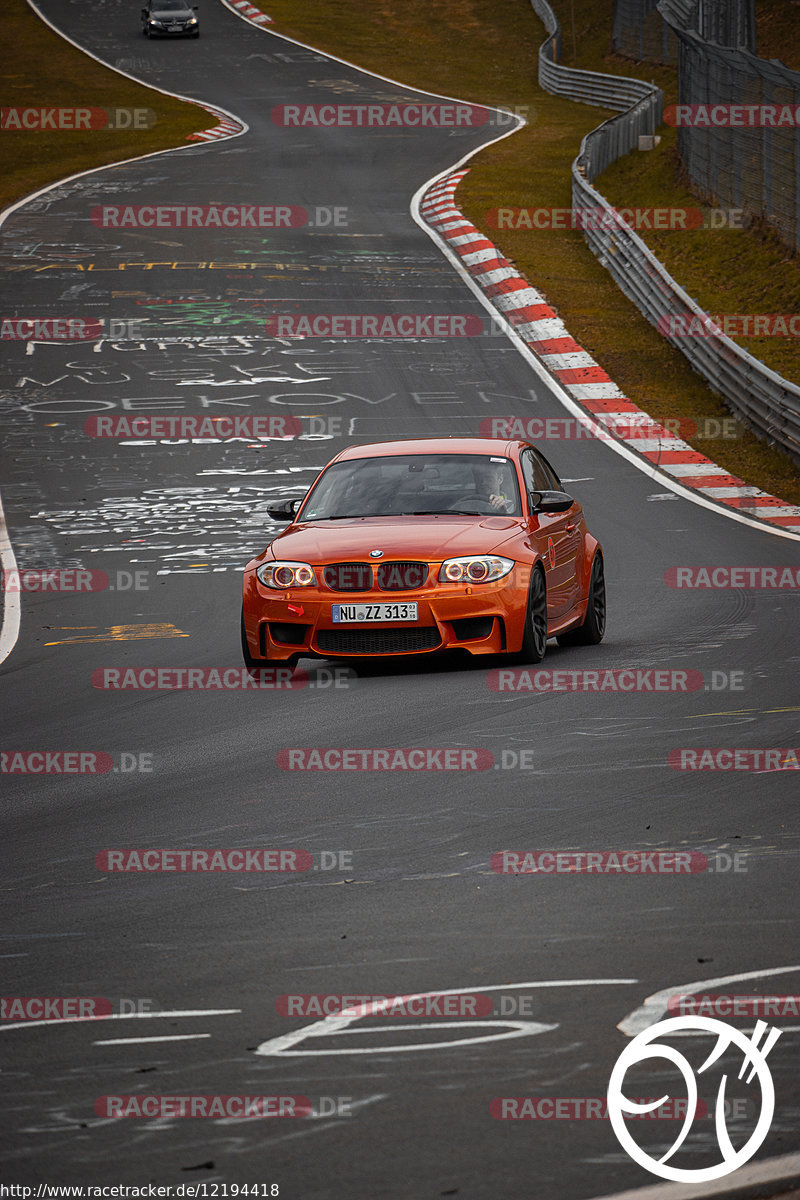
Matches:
[2,0,209,212]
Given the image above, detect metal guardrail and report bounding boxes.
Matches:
[529,0,800,465]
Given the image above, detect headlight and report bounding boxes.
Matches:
[439,555,514,583]
[188,16,197,22]
[256,561,317,589]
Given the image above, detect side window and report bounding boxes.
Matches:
[521,449,550,492]
[536,450,563,491]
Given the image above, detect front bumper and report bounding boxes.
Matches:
[242,570,530,661]
[145,22,198,34]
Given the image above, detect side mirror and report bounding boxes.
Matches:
[529,490,574,514]
[267,498,301,521]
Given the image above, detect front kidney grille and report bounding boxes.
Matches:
[322,562,373,591]
[376,561,428,591]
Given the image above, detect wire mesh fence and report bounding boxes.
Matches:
[529,0,800,464]
[663,17,800,256]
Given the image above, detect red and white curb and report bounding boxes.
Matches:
[187,105,246,141]
[421,170,800,536]
[218,0,273,26]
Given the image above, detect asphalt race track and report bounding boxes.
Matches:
[1,1,799,1195]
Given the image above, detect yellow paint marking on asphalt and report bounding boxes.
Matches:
[46,623,188,645]
[684,706,800,719]
[683,709,757,718]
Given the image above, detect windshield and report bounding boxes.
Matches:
[153,1,190,10]
[298,453,522,520]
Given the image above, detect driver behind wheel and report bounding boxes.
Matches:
[473,460,514,512]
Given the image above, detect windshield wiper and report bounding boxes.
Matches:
[403,509,484,516]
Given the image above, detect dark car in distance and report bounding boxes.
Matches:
[141,0,199,37]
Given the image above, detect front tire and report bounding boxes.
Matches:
[557,552,606,646]
[516,564,548,663]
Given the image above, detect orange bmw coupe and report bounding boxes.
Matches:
[241,437,605,666]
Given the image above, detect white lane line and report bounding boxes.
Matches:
[0,491,21,666]
[0,1008,241,1033]
[585,1151,800,1200]
[255,978,637,1057]
[618,965,800,1037]
[0,4,250,668]
[93,1034,212,1045]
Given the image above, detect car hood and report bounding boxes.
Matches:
[150,8,194,16]
[250,515,524,567]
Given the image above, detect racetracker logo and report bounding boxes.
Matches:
[491,1097,705,1119]
[669,749,799,770]
[658,314,800,338]
[487,669,704,693]
[265,314,484,337]
[95,1095,311,1118]
[1,107,156,131]
[665,567,800,588]
[488,207,745,231]
[92,668,308,690]
[84,415,302,439]
[271,103,488,127]
[277,748,494,770]
[95,849,312,872]
[491,851,707,874]
[91,205,307,228]
[664,104,800,127]
[275,994,494,1017]
[1,997,112,1020]
[1,318,102,340]
[487,207,705,231]
[2,569,110,592]
[479,416,742,441]
[1,752,114,774]
[668,994,800,1017]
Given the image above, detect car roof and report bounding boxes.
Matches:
[332,437,523,462]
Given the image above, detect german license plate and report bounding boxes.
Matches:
[332,603,418,623]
